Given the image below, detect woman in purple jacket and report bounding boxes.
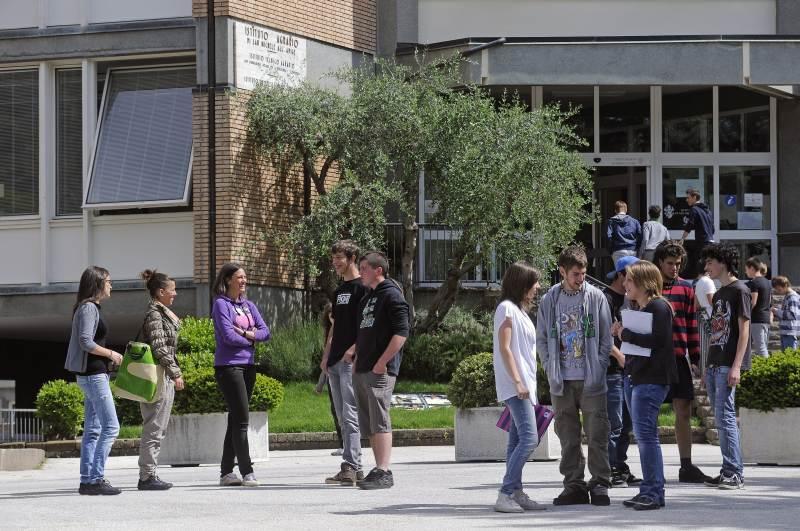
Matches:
[211,263,271,487]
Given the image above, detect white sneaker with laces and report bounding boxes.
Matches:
[512,490,547,511]
[331,448,344,456]
[494,492,524,513]
[219,473,242,486]
[242,473,259,487]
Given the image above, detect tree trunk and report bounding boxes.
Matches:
[400,214,417,325]
[416,244,473,334]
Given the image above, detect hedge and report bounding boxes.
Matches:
[35,380,84,439]
[172,368,284,414]
[738,348,800,412]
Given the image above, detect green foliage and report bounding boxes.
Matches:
[177,350,216,372]
[35,380,84,439]
[447,353,499,409]
[177,316,216,355]
[255,320,325,382]
[115,398,142,426]
[739,348,800,412]
[172,368,284,414]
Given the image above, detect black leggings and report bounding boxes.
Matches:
[215,365,256,476]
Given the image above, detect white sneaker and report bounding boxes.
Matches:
[219,473,242,486]
[494,492,524,513]
[512,490,547,511]
[242,473,259,487]
[331,448,344,456]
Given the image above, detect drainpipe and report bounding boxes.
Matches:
[207,0,217,313]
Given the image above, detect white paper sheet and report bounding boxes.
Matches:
[620,309,652,357]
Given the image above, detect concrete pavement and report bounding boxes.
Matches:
[1,444,798,530]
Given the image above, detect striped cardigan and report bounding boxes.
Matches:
[663,278,701,365]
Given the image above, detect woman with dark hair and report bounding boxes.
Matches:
[137,269,184,491]
[493,261,546,513]
[64,266,124,495]
[211,263,271,487]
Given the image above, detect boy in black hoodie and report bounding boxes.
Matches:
[681,188,715,278]
[353,251,410,490]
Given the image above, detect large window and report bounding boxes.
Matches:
[56,69,83,216]
[719,166,770,230]
[543,86,594,152]
[86,66,194,209]
[661,166,714,231]
[662,87,713,152]
[599,86,650,152]
[719,87,769,152]
[0,70,38,216]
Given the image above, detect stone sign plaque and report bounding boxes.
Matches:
[234,20,306,90]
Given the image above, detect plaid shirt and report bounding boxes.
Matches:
[663,277,701,365]
[778,290,800,338]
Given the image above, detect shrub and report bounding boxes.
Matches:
[115,398,142,426]
[177,350,216,372]
[172,368,284,414]
[177,316,216,355]
[403,331,492,382]
[448,352,498,409]
[739,348,800,412]
[35,380,84,439]
[255,321,324,382]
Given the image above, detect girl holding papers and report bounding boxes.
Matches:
[611,261,678,511]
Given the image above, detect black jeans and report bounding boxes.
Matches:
[215,365,256,477]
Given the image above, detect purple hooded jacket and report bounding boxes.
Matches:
[211,295,271,366]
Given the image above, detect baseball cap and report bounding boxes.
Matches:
[606,255,639,281]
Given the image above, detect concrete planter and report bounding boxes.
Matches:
[740,407,800,465]
[454,406,560,462]
[159,412,269,466]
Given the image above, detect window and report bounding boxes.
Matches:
[56,69,83,216]
[599,86,650,152]
[543,86,594,152]
[0,70,38,216]
[719,166,770,230]
[662,87,712,152]
[661,166,713,231]
[86,67,194,209]
[721,239,771,276]
[719,87,769,152]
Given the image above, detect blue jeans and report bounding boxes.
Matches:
[607,373,632,471]
[76,373,120,484]
[781,335,798,351]
[706,366,744,479]
[624,377,669,504]
[501,396,539,495]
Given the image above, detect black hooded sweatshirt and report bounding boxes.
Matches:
[355,279,410,376]
[685,202,714,243]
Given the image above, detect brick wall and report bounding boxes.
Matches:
[193,0,376,53]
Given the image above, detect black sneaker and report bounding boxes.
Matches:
[553,489,590,506]
[78,483,92,495]
[623,494,644,507]
[718,473,744,490]
[84,479,122,496]
[589,491,610,506]
[679,464,712,483]
[623,472,642,486]
[624,494,665,508]
[138,475,173,491]
[358,468,394,490]
[632,495,662,511]
[610,468,627,487]
[704,475,722,488]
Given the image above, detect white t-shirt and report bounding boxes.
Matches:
[493,300,538,403]
[695,275,716,318]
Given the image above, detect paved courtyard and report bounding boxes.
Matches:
[1,444,799,530]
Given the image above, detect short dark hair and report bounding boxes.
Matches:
[500,261,541,309]
[74,266,110,313]
[614,201,627,213]
[686,188,701,200]
[213,262,245,296]
[558,245,588,270]
[648,205,661,219]
[331,239,360,260]
[701,243,739,274]
[745,257,768,275]
[359,251,389,276]
[141,269,173,298]
[652,241,686,271]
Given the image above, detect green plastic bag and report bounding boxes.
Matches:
[112,341,162,403]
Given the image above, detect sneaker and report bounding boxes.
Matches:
[679,464,712,483]
[589,490,610,506]
[219,473,243,487]
[325,463,359,486]
[632,495,662,511]
[704,475,722,488]
[623,472,642,486]
[84,479,121,496]
[494,492,524,513]
[718,473,743,490]
[553,489,590,506]
[242,473,259,487]
[511,490,547,511]
[358,468,394,490]
[610,470,627,487]
[78,483,92,495]
[622,494,644,507]
[331,448,344,456]
[137,475,173,491]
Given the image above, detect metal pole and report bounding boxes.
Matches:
[207,0,217,313]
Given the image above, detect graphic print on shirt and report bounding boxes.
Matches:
[360,296,376,329]
[559,303,586,370]
[710,298,732,348]
[336,292,352,305]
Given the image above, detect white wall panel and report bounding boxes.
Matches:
[49,223,84,283]
[87,0,192,24]
[46,0,82,27]
[418,0,776,43]
[0,226,41,284]
[0,0,38,30]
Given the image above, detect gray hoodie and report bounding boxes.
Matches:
[536,281,612,397]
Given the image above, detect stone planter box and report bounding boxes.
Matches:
[455,406,560,462]
[740,407,800,465]
[160,412,269,466]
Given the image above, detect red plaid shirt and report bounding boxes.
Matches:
[663,277,701,365]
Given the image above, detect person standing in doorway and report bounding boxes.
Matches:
[745,257,771,358]
[353,252,410,490]
[604,256,642,488]
[680,188,714,279]
[652,242,711,484]
[638,205,670,262]
[537,245,613,507]
[771,276,800,350]
[701,243,751,490]
[65,266,123,495]
[607,201,642,265]
[320,240,368,486]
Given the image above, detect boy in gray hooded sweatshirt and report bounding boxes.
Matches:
[537,246,613,506]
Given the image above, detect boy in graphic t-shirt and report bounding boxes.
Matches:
[701,243,751,490]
